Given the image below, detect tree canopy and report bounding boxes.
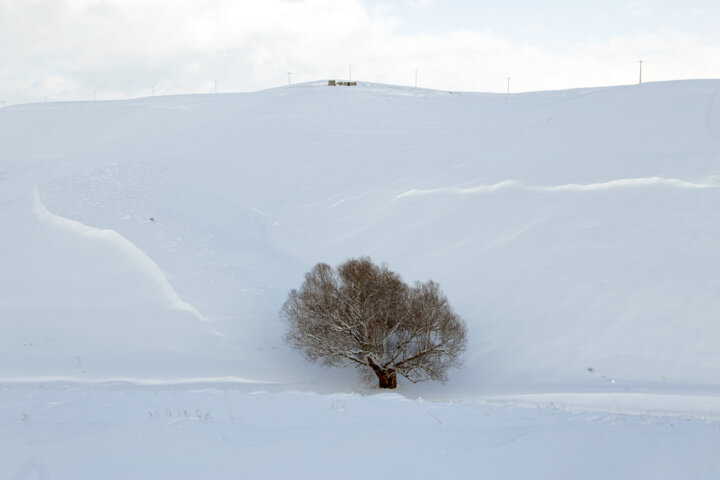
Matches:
[281,257,467,388]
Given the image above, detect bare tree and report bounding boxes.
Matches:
[281,257,467,389]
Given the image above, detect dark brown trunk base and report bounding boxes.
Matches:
[376,369,397,389]
[367,357,397,389]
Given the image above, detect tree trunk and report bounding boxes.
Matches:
[375,368,397,389]
[367,357,397,389]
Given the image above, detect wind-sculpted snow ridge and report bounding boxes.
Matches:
[397,176,719,198]
[32,189,204,321]
[0,375,275,385]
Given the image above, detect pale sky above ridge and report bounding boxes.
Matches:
[1,0,719,104]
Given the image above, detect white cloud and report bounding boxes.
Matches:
[405,0,434,8]
[1,0,719,104]
[625,1,651,16]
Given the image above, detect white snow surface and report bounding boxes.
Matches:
[1,80,719,478]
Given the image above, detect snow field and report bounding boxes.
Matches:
[1,79,720,478]
[1,382,719,480]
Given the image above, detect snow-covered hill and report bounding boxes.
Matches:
[3,79,718,394]
[1,80,720,478]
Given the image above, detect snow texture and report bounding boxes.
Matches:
[1,79,719,478]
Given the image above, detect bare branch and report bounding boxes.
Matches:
[281,257,467,389]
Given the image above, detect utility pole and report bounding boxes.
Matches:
[638,60,643,84]
[288,72,292,86]
[506,77,510,101]
[415,68,418,88]
[348,64,352,81]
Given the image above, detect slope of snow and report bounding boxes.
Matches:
[1,79,719,477]
[3,79,718,393]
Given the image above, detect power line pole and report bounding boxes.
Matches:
[638,60,643,84]
[506,77,510,101]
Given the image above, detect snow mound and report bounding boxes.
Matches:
[32,188,203,319]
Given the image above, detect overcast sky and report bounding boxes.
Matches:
[1,0,719,104]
